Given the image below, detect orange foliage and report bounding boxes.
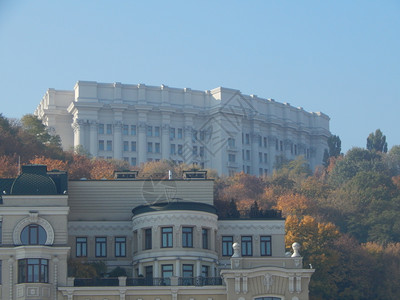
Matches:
[392,175,400,190]
[275,193,315,217]
[0,154,19,177]
[67,155,92,180]
[29,156,68,171]
[90,159,115,180]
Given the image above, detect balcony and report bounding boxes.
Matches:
[72,276,223,287]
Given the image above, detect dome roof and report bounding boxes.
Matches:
[10,165,57,195]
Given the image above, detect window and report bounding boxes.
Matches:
[246,166,251,174]
[280,140,283,151]
[106,140,112,151]
[76,237,87,257]
[245,134,250,145]
[178,144,183,155]
[260,236,272,256]
[145,265,153,283]
[275,139,279,150]
[258,136,262,147]
[222,236,233,256]
[161,264,173,285]
[123,141,129,151]
[147,142,153,153]
[202,265,209,278]
[155,143,160,153]
[263,137,267,148]
[200,146,204,157]
[228,154,236,162]
[202,228,209,249]
[264,153,268,163]
[154,126,160,137]
[178,128,183,139]
[123,125,129,135]
[106,124,112,135]
[21,224,47,245]
[193,146,198,155]
[131,141,137,152]
[99,140,104,151]
[246,150,250,161]
[145,228,152,250]
[95,237,107,257]
[170,128,175,139]
[98,124,104,134]
[18,258,48,283]
[228,137,235,147]
[147,126,153,137]
[115,237,126,257]
[161,227,173,248]
[170,144,176,155]
[241,236,252,256]
[182,264,194,285]
[131,125,137,136]
[182,227,193,248]
[294,144,297,155]
[259,152,263,163]
[131,157,137,166]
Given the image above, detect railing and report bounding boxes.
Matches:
[74,277,119,287]
[74,276,223,287]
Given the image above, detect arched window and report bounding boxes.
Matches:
[20,224,47,245]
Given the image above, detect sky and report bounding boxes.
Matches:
[0,0,399,153]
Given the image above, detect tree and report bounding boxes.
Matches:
[249,200,262,218]
[367,129,388,153]
[226,199,240,218]
[20,114,61,147]
[0,154,19,177]
[29,156,68,171]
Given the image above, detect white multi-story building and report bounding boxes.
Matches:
[0,165,314,300]
[35,81,330,175]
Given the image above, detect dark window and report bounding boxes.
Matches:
[98,124,104,134]
[145,228,152,250]
[130,125,137,136]
[201,265,209,278]
[18,258,48,283]
[95,237,107,257]
[76,237,87,257]
[123,125,129,135]
[182,264,194,285]
[260,236,272,256]
[145,265,153,285]
[99,140,104,151]
[241,236,252,256]
[115,237,126,257]
[106,124,112,135]
[222,236,233,256]
[161,227,173,248]
[21,224,47,245]
[162,264,173,285]
[106,140,112,151]
[182,227,193,248]
[202,228,209,249]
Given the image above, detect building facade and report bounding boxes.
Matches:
[35,81,330,176]
[0,165,314,300]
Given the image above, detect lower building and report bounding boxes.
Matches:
[0,165,314,300]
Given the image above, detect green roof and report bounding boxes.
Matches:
[132,201,217,216]
[10,165,57,195]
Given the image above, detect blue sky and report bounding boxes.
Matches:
[0,0,399,152]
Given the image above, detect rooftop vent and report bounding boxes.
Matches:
[114,170,139,180]
[182,170,207,180]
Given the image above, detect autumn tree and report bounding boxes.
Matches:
[0,154,19,177]
[29,156,68,171]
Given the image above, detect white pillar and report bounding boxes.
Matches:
[175,259,181,277]
[138,122,147,164]
[196,260,201,277]
[114,122,122,160]
[89,121,98,157]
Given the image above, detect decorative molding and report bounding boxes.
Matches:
[13,215,55,245]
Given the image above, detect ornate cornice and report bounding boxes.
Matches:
[13,214,54,245]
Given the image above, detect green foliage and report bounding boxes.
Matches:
[226,198,240,218]
[327,135,342,157]
[366,129,388,153]
[21,114,61,146]
[108,266,127,277]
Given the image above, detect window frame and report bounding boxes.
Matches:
[76,237,87,257]
[144,228,152,250]
[115,236,126,257]
[222,236,233,256]
[182,227,193,248]
[95,237,107,257]
[161,227,173,248]
[241,236,253,256]
[260,235,272,256]
[18,258,48,283]
[202,228,209,249]
[20,224,47,245]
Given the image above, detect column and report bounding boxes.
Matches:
[161,113,171,159]
[138,263,143,277]
[175,259,181,277]
[196,260,201,277]
[8,256,14,300]
[183,118,193,164]
[138,122,147,164]
[211,262,216,277]
[89,121,98,157]
[72,119,85,150]
[153,259,159,278]
[53,257,59,300]
[251,132,260,176]
[113,121,122,160]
